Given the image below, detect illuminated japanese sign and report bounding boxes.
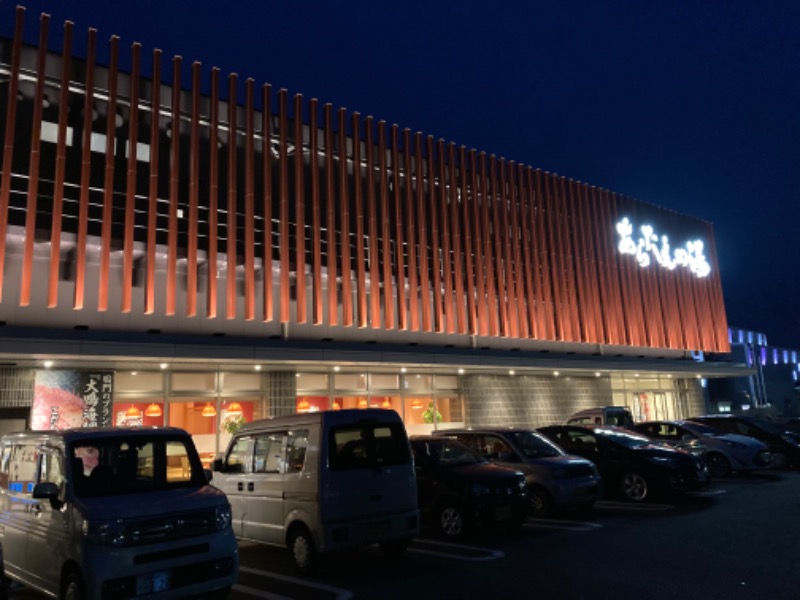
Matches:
[615,217,711,278]
[31,370,113,430]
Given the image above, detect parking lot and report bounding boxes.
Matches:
[8,470,798,599]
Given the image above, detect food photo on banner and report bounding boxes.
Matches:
[31,370,114,430]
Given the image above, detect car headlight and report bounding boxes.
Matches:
[83,518,128,546]
[471,482,492,496]
[722,440,746,450]
[215,504,233,530]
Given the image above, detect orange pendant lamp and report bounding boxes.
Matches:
[381,398,392,409]
[297,399,310,413]
[226,402,243,414]
[411,398,423,410]
[357,398,368,409]
[144,403,162,418]
[125,404,141,418]
[201,402,217,417]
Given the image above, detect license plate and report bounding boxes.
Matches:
[495,505,512,521]
[137,571,171,594]
[368,520,391,540]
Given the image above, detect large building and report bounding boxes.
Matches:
[0,8,747,463]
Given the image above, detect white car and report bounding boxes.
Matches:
[633,420,771,478]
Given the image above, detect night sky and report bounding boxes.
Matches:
[3,1,798,348]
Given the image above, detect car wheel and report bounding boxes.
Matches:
[621,472,649,502]
[380,539,411,558]
[61,569,85,600]
[706,452,732,478]
[288,525,317,573]
[528,486,553,518]
[437,503,466,538]
[771,452,789,469]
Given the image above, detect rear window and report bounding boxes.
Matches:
[328,423,411,470]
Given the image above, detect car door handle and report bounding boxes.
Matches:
[248,482,254,492]
[237,482,244,491]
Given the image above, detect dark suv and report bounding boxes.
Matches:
[691,414,800,469]
[410,436,528,539]
[437,428,601,517]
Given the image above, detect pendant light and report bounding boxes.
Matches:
[201,402,217,417]
[144,403,162,418]
[125,404,141,418]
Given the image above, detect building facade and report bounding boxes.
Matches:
[0,8,745,461]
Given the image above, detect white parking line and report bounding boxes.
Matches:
[689,488,727,496]
[409,539,505,560]
[523,518,604,531]
[594,500,673,511]
[237,566,354,600]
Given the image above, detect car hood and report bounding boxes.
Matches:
[710,433,768,449]
[74,485,229,520]
[635,444,697,464]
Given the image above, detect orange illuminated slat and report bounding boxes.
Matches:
[226,75,239,320]
[392,125,407,331]
[450,144,467,335]
[615,193,642,345]
[490,156,509,336]
[709,226,730,351]
[660,208,685,348]
[564,180,586,341]
[121,42,141,314]
[404,129,419,331]
[365,117,379,328]
[519,167,537,338]
[0,7,25,303]
[185,62,201,318]
[437,140,454,334]
[554,177,575,341]
[166,56,181,317]
[590,186,615,345]
[378,122,394,329]
[601,188,626,344]
[509,164,528,338]
[261,84,273,322]
[415,133,431,332]
[536,171,556,340]
[144,49,160,315]
[337,108,352,326]
[278,89,290,323]
[47,20,74,309]
[206,68,220,319]
[97,35,119,313]
[427,136,443,333]
[459,147,477,335]
[575,182,601,343]
[294,94,307,323]
[480,153,499,337]
[324,105,339,325]
[310,100,323,325]
[500,160,518,337]
[243,79,256,321]
[20,14,50,308]
[469,150,487,336]
[352,113,367,327]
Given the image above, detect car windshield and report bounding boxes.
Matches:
[682,421,720,436]
[594,428,651,449]
[509,431,564,458]
[71,436,206,497]
[415,439,486,466]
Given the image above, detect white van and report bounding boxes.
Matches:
[566,406,635,429]
[212,409,419,571]
[0,427,239,599]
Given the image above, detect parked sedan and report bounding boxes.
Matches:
[410,436,528,538]
[537,425,710,502]
[691,414,800,469]
[633,420,771,477]
[437,427,601,517]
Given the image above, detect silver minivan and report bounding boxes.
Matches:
[212,409,419,571]
[0,427,238,599]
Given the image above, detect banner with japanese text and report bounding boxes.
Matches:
[31,370,114,430]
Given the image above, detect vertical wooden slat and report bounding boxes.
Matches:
[294,94,307,323]
[352,113,367,327]
[278,89,290,323]
[602,187,626,344]
[310,99,323,325]
[588,185,614,344]
[480,153,499,337]
[20,14,50,307]
[144,48,160,315]
[489,156,508,336]
[0,7,25,303]
[437,139,454,334]
[121,42,140,314]
[243,79,256,320]
[415,132,431,332]
[378,121,394,329]
[509,163,528,338]
[225,75,238,319]
[206,68,220,319]
[185,62,201,318]
[392,125,407,331]
[365,117,380,328]
[500,160,518,337]
[535,171,556,339]
[519,167,538,338]
[166,55,181,316]
[450,144,466,335]
[47,20,74,308]
[324,104,339,325]
[337,108,352,326]
[97,34,119,312]
[427,136,443,333]
[469,150,487,336]
[403,129,419,331]
[261,84,273,322]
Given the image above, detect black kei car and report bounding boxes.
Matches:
[410,436,528,539]
[537,425,710,502]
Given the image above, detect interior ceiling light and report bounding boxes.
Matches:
[357,398,368,409]
[227,402,243,414]
[411,398,423,410]
[297,399,310,413]
[125,405,141,418]
[144,403,162,418]
[201,402,216,417]
[381,398,392,409]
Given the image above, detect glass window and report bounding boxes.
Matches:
[167,401,217,467]
[114,372,163,393]
[171,373,216,392]
[286,429,309,473]
[296,373,329,390]
[328,423,411,470]
[253,433,285,473]
[434,375,459,389]
[370,374,399,389]
[404,374,432,391]
[166,440,192,483]
[220,373,262,392]
[225,436,251,473]
[334,374,367,391]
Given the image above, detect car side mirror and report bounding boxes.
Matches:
[33,482,63,510]
[204,468,213,482]
[212,458,224,472]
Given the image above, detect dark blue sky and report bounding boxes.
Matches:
[4,1,799,348]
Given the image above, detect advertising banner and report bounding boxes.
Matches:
[31,370,114,430]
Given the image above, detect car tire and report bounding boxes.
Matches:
[771,452,789,469]
[380,539,411,558]
[620,472,649,502]
[436,502,467,539]
[288,525,317,574]
[61,569,85,600]
[528,486,553,518]
[706,452,732,478]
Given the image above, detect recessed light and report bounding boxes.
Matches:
[254,365,262,371]
[509,370,515,376]
[458,368,465,375]
[553,371,559,376]
[131,371,138,376]
[160,363,168,370]
[43,361,53,368]
[333,366,340,372]
[400,367,407,373]
[595,372,601,377]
